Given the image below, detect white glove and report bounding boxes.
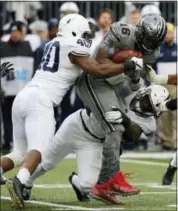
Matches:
[131,57,143,71]
[145,65,168,84]
[104,110,123,124]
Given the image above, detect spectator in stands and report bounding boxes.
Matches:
[95,8,114,41]
[156,23,177,151]
[29,20,48,41]
[127,9,141,25]
[59,2,79,19]
[1,20,41,52]
[0,21,34,154]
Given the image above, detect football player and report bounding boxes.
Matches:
[16,85,169,205]
[76,13,167,202]
[0,14,139,209]
[145,66,177,185]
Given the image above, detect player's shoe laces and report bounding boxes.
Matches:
[108,171,140,196]
[6,177,24,209]
[91,183,124,205]
[0,175,7,185]
[69,172,91,202]
[162,164,177,185]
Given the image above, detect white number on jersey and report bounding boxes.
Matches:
[39,41,60,72]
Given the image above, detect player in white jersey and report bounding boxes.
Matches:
[17,84,169,205]
[0,14,139,209]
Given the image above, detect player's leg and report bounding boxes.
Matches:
[162,151,177,185]
[6,88,56,209]
[24,110,84,198]
[71,138,103,200]
[77,74,139,200]
[1,96,27,185]
[77,74,125,181]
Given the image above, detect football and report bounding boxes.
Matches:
[112,49,142,63]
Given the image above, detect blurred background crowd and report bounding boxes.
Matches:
[0,1,177,154]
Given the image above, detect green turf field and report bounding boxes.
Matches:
[1,157,177,211]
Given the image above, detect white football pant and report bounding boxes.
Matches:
[41,109,103,192]
[12,85,56,155]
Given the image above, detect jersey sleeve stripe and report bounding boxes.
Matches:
[70,51,90,57]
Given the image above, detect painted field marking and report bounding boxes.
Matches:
[140,192,175,195]
[1,196,124,211]
[32,183,176,190]
[121,159,168,167]
[66,152,174,159]
[147,184,176,190]
[167,205,177,208]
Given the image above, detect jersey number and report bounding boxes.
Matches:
[120,23,130,36]
[77,39,92,48]
[39,41,60,73]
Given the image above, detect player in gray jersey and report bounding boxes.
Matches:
[76,13,167,202]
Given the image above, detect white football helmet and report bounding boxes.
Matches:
[131,85,170,117]
[57,14,91,38]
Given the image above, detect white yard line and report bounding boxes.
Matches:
[167,205,177,208]
[121,159,168,166]
[1,196,124,211]
[140,192,176,195]
[66,152,174,159]
[33,183,176,189]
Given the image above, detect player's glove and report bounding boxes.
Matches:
[0,62,14,77]
[105,108,123,124]
[123,57,143,77]
[144,65,168,84]
[104,106,131,126]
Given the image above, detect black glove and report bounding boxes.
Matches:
[123,57,143,77]
[0,62,14,77]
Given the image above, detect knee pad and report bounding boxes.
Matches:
[3,151,26,167]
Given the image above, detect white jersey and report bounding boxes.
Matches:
[29,36,91,106]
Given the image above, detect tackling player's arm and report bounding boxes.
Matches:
[69,54,129,77]
[146,65,177,85]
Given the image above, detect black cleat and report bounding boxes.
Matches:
[22,185,33,201]
[0,175,7,185]
[69,172,91,202]
[162,164,177,185]
[6,177,25,209]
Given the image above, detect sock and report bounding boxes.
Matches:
[17,168,31,185]
[170,152,177,168]
[72,175,81,191]
[26,165,46,187]
[0,167,3,175]
[97,130,122,184]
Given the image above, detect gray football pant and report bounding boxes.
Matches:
[77,74,125,184]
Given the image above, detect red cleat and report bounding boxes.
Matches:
[91,183,124,205]
[108,171,140,196]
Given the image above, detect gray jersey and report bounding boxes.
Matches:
[100,22,160,64]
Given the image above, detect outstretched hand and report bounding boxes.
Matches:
[0,62,14,77]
